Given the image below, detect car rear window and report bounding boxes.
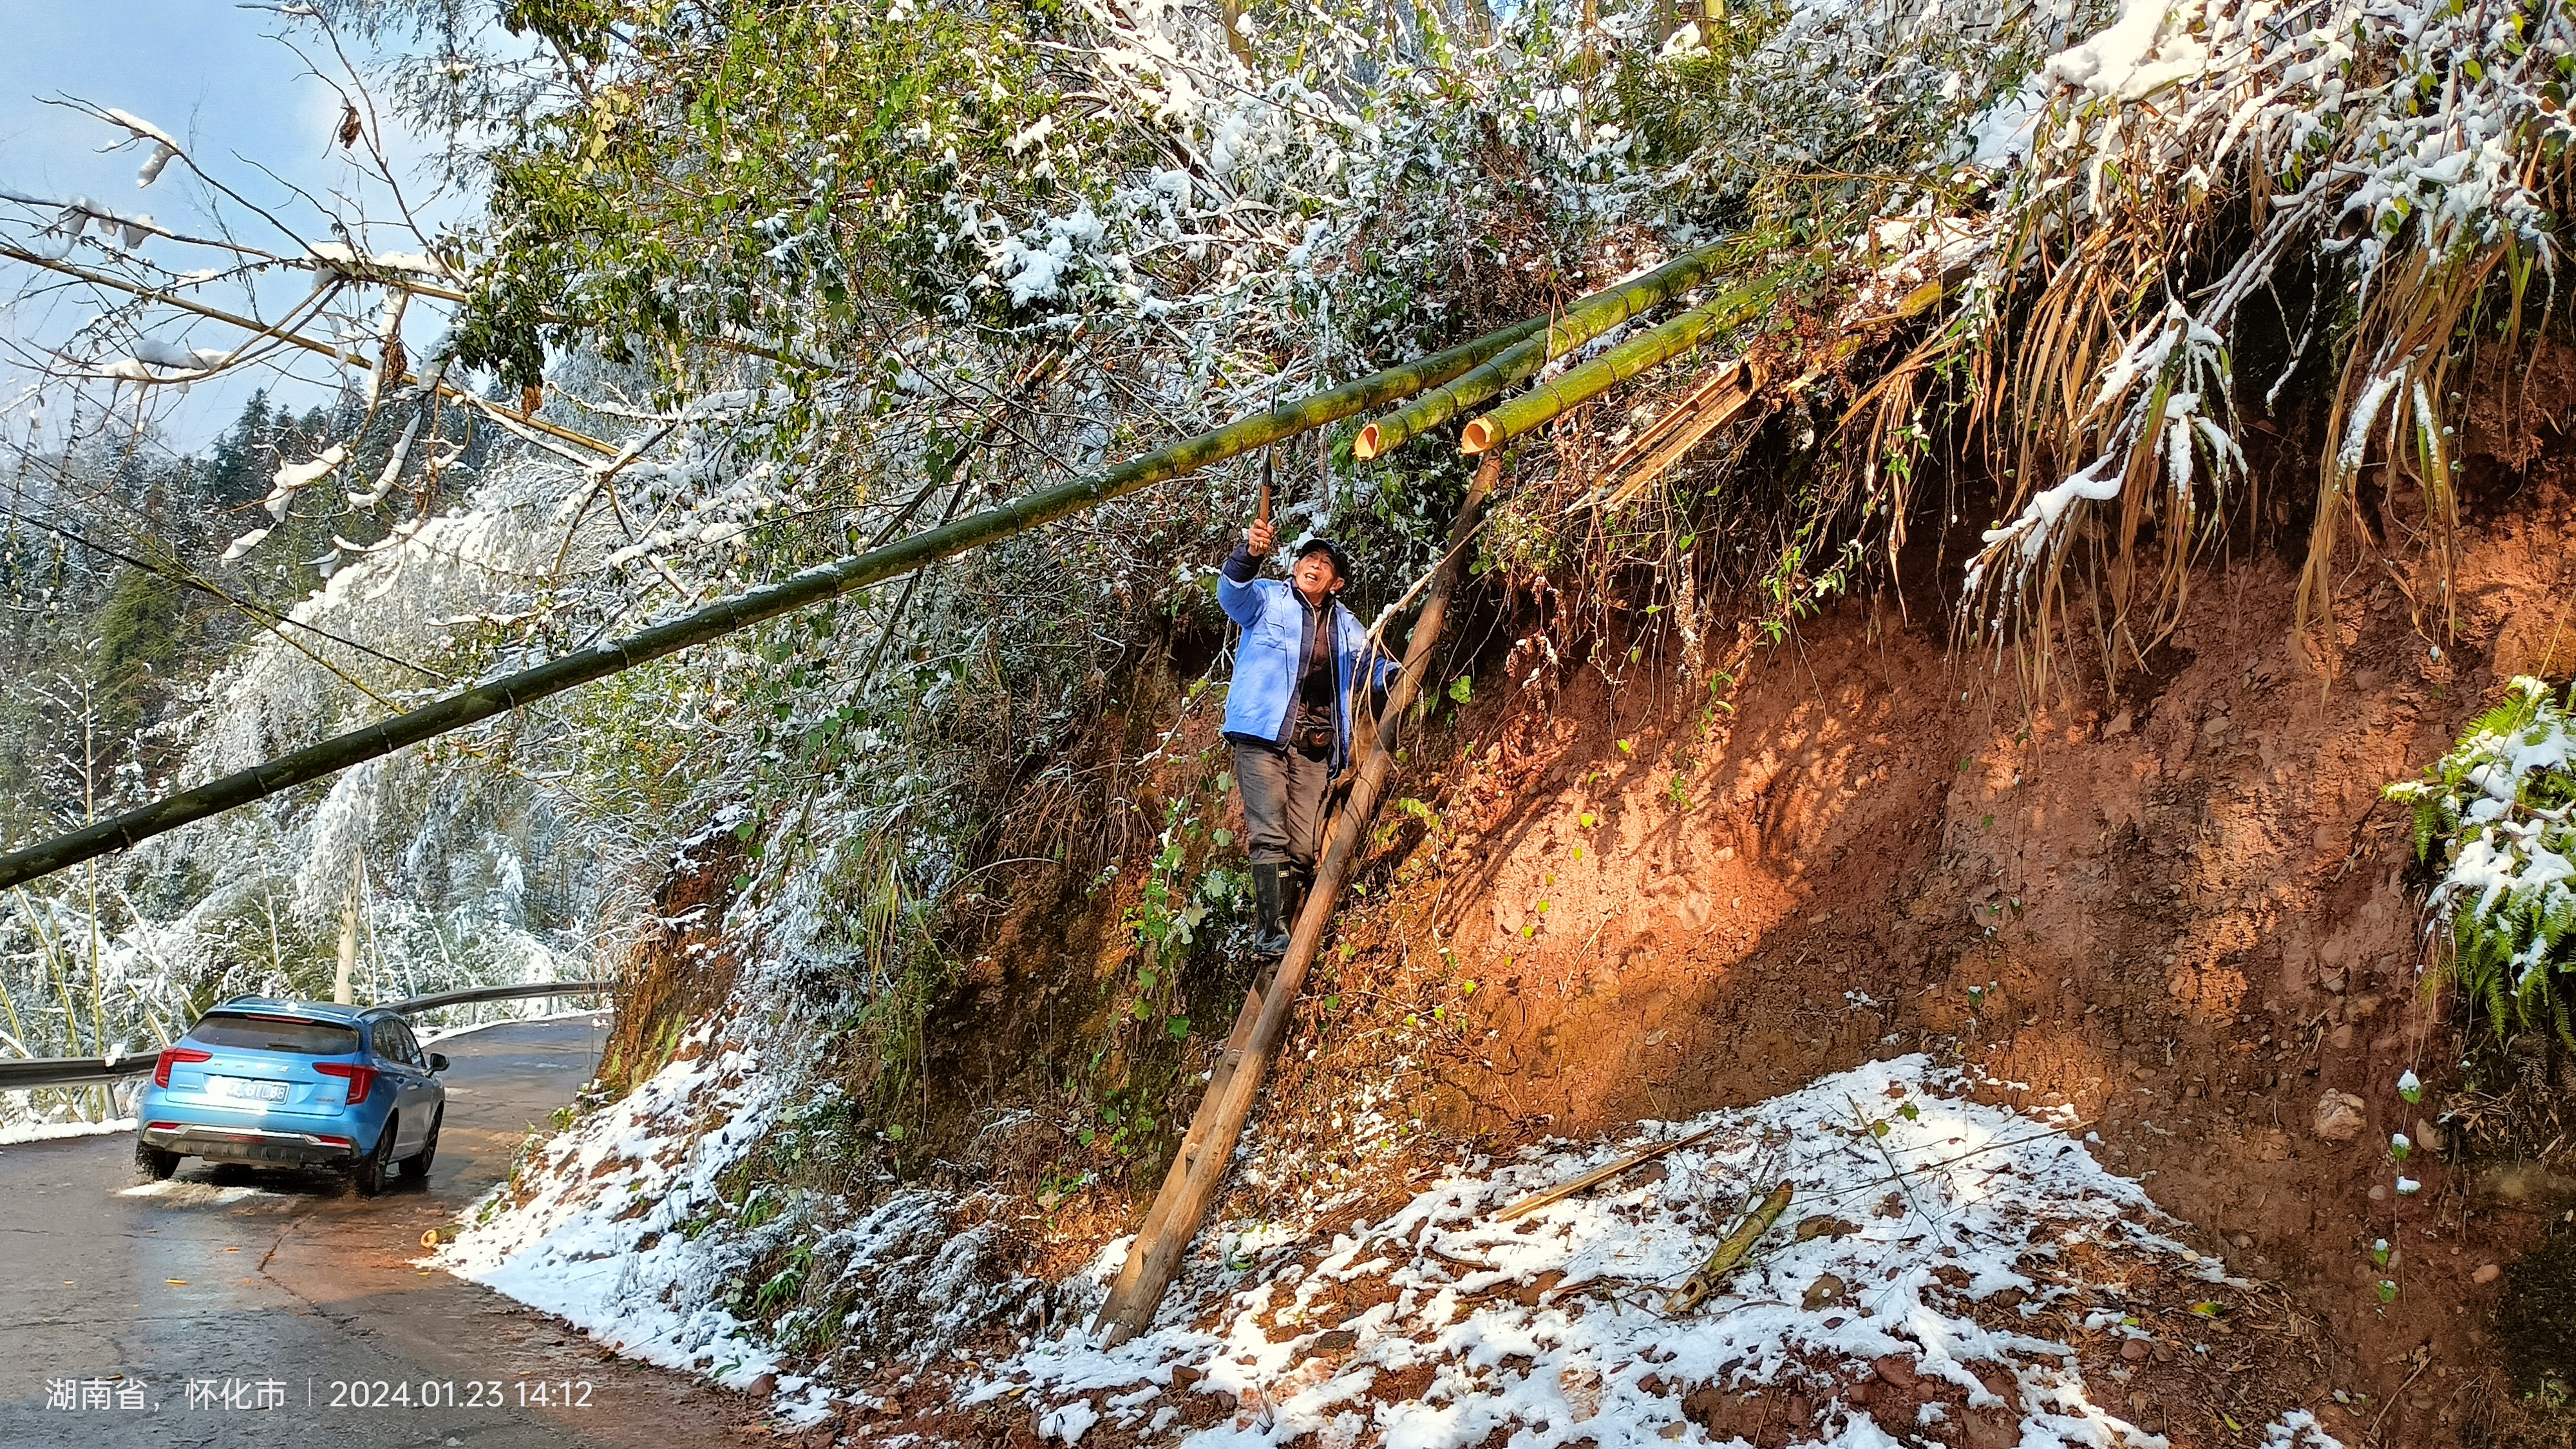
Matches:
[187,1012,361,1056]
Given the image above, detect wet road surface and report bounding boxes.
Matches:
[0,1016,750,1448]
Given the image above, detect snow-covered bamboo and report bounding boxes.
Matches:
[1460,276,1777,453]
[0,318,1545,893]
[1350,242,1739,460]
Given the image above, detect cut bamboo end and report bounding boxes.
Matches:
[1895,278,1947,318]
[1352,422,1385,460]
[1459,418,1501,454]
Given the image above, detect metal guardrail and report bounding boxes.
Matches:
[0,1054,153,1090]
[386,980,616,1014]
[0,981,618,1092]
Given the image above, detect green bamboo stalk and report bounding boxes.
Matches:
[1350,242,1743,460]
[1665,1180,1794,1314]
[18,891,80,1056]
[1460,276,1779,454]
[0,317,1546,895]
[0,956,25,1053]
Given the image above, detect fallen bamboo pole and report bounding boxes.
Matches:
[1092,453,1501,1345]
[0,321,1543,893]
[1493,1124,1719,1222]
[1350,241,1744,460]
[1460,276,1779,455]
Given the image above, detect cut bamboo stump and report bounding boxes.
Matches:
[1665,1181,1794,1314]
[1092,454,1502,1345]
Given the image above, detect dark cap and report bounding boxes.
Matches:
[1293,536,1353,584]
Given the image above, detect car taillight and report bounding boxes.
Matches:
[154,1048,211,1087]
[314,1062,376,1104]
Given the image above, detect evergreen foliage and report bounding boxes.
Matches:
[2389,677,2576,1043]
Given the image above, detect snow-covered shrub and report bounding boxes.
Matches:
[2389,676,2576,1041]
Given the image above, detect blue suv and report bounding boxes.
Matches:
[135,999,448,1195]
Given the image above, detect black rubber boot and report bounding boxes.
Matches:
[1251,864,1291,956]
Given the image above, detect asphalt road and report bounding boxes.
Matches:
[0,1016,750,1448]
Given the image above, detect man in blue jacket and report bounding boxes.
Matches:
[1220,517,1395,955]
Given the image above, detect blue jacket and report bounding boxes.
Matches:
[1218,546,1396,769]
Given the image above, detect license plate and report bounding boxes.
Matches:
[209,1076,287,1103]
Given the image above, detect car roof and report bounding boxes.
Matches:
[204,997,390,1023]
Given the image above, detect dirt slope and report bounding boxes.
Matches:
[1235,478,2575,1447]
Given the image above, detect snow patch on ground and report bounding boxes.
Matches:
[119,1179,279,1206]
[961,1056,2295,1449]
[0,1115,137,1144]
[416,1007,611,1046]
[2264,1408,2345,1448]
[442,1030,790,1392]
[442,1015,1046,1424]
[452,1043,2343,1444]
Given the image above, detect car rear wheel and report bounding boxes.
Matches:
[133,1140,179,1182]
[399,1108,440,1185]
[352,1113,397,1197]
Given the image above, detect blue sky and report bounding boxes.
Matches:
[0,1,469,452]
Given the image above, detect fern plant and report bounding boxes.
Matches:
[2386,677,2576,1043]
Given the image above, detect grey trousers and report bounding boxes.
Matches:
[1235,743,1331,870]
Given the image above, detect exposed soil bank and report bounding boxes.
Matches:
[1227,478,2576,1447]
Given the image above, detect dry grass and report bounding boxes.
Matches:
[2297,240,2516,649]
